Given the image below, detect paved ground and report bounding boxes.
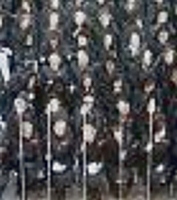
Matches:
[1,176,177,200]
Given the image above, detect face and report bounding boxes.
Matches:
[49,98,60,113]
[78,35,87,47]
[20,14,31,30]
[49,12,59,30]
[171,69,177,85]
[83,124,96,143]
[83,76,92,89]
[117,100,130,116]
[144,81,155,94]
[51,0,59,9]
[22,1,31,12]
[113,79,122,94]
[78,50,89,70]
[48,53,61,72]
[22,121,33,139]
[50,38,58,49]
[84,95,94,111]
[28,76,36,89]
[106,60,115,76]
[53,120,66,137]
[14,97,27,114]
[75,11,86,26]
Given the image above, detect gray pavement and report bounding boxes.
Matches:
[1,176,177,200]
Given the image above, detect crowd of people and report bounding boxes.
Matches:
[0,0,177,199]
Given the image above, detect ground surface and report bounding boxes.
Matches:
[2,180,177,200]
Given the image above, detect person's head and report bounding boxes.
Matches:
[48,52,61,72]
[22,121,33,139]
[14,93,27,114]
[105,60,115,76]
[50,0,59,10]
[22,1,31,13]
[144,78,155,94]
[53,119,67,137]
[83,74,92,90]
[83,124,96,143]
[171,68,177,86]
[49,97,60,113]
[113,79,123,94]
[83,94,94,109]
